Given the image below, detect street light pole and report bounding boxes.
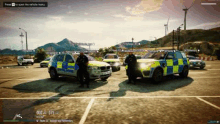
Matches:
[19,28,28,51]
[132,37,134,51]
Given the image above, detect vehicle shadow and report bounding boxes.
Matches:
[107,75,194,101]
[9,77,108,108]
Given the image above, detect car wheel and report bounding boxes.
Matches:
[50,68,58,79]
[40,65,43,68]
[152,68,163,83]
[118,67,121,71]
[17,62,21,66]
[22,63,24,66]
[200,66,205,69]
[31,63,34,65]
[179,66,189,78]
[101,77,109,81]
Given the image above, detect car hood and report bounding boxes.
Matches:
[137,59,157,63]
[88,61,110,66]
[40,61,49,64]
[103,59,120,62]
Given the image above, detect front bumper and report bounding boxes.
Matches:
[89,70,112,79]
[40,63,48,67]
[22,61,33,64]
[189,63,205,68]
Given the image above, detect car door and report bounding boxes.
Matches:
[165,52,174,75]
[64,54,77,76]
[173,52,179,74]
[175,51,184,73]
[56,54,65,74]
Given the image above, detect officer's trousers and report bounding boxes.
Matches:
[126,67,136,82]
[78,67,90,86]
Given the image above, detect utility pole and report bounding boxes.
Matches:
[132,37,134,51]
[19,32,24,50]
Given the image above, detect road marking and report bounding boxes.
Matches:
[0,96,220,99]
[208,69,220,71]
[196,97,220,110]
[79,98,95,124]
[191,77,220,79]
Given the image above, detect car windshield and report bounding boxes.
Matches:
[72,54,95,61]
[45,58,51,61]
[142,52,166,60]
[135,55,142,59]
[188,56,197,60]
[85,55,95,61]
[104,55,118,59]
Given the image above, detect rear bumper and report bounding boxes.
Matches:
[21,61,34,64]
[40,63,48,67]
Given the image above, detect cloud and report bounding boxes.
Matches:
[45,21,110,33]
[48,16,64,21]
[84,12,89,15]
[112,14,144,21]
[126,0,164,15]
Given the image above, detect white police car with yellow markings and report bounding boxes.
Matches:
[126,50,189,83]
[48,53,112,81]
[103,54,121,71]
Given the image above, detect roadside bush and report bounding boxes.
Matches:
[34,48,47,62]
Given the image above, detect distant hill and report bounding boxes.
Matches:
[0,48,35,55]
[139,27,220,48]
[37,38,87,52]
[115,40,150,49]
[0,38,87,55]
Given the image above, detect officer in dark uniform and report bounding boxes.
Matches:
[76,52,90,88]
[125,51,137,84]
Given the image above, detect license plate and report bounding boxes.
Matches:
[102,71,110,75]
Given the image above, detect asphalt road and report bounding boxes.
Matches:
[0,62,219,124]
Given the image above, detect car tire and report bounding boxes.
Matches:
[179,66,189,78]
[50,68,58,79]
[118,67,120,71]
[22,63,24,66]
[152,68,163,83]
[17,62,21,66]
[40,65,43,68]
[200,66,205,69]
[31,63,34,65]
[101,77,109,81]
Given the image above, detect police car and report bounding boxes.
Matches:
[103,54,121,71]
[40,57,51,67]
[48,53,112,81]
[126,50,189,83]
[187,55,206,69]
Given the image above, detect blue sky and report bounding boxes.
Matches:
[0,0,220,50]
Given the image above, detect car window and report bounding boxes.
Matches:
[175,52,183,59]
[166,52,174,59]
[56,55,64,61]
[181,52,187,58]
[65,55,74,63]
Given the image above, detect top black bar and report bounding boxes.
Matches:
[3,2,48,7]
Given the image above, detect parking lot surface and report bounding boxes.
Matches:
[0,61,219,124]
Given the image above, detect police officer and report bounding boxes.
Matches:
[76,52,90,88]
[125,51,137,84]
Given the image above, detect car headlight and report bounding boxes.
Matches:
[114,62,120,66]
[140,62,152,68]
[90,66,99,70]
